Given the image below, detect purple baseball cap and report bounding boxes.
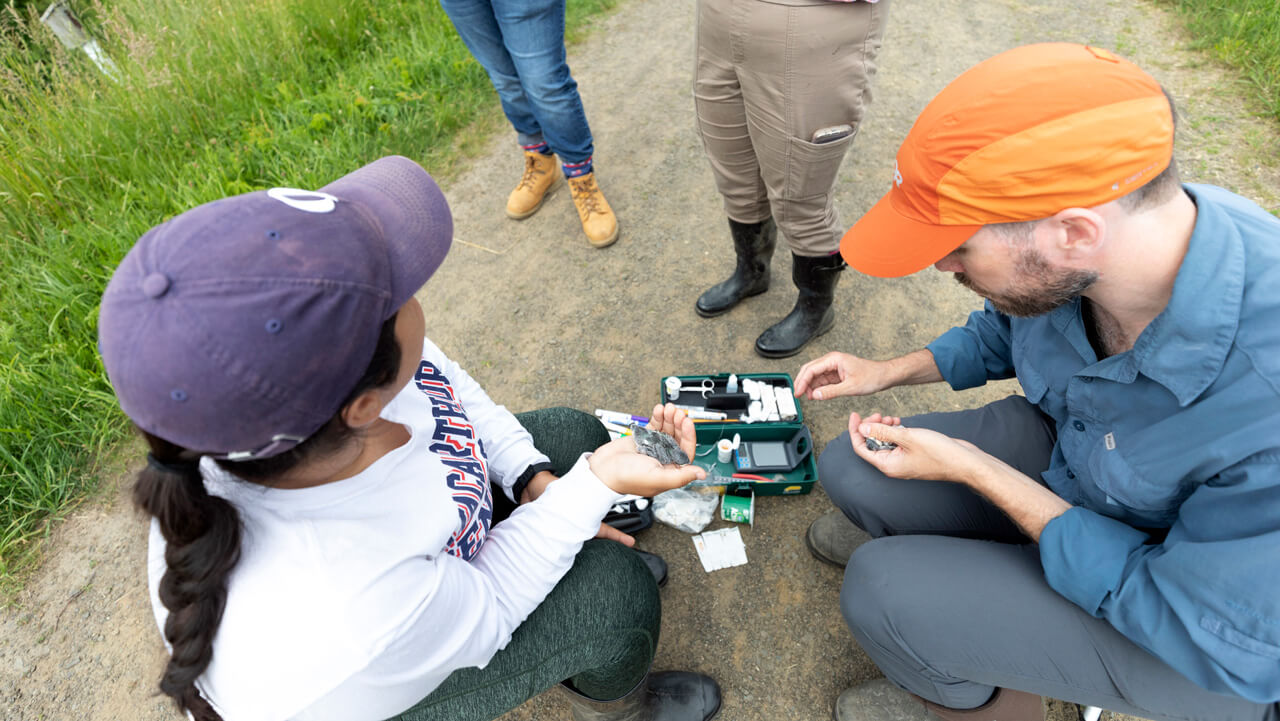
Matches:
[98,156,452,460]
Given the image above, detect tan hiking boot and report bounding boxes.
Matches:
[567,172,619,248]
[506,151,562,220]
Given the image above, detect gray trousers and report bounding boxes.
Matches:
[693,0,889,256]
[819,395,1278,721]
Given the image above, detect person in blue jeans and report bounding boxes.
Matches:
[439,0,619,248]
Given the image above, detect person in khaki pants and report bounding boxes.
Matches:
[693,0,889,358]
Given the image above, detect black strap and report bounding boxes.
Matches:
[511,461,556,503]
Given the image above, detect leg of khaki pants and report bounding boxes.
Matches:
[694,0,771,224]
[695,0,890,255]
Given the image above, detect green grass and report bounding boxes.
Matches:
[2,0,1276,590]
[1161,0,1280,122]
[0,0,617,585]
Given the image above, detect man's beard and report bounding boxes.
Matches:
[954,247,1097,317]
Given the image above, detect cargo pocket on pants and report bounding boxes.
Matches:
[783,131,856,200]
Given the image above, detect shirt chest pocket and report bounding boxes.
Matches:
[1085,434,1199,527]
[1013,358,1067,423]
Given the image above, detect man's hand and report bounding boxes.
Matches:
[851,412,1072,540]
[521,470,638,546]
[849,412,985,483]
[794,352,889,400]
[795,349,944,401]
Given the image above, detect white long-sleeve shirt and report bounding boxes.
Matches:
[146,338,621,720]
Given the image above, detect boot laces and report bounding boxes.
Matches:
[516,154,544,192]
[570,176,604,217]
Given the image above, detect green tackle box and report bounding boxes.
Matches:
[660,372,816,496]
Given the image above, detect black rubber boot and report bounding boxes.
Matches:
[563,671,722,721]
[695,217,777,317]
[754,251,845,359]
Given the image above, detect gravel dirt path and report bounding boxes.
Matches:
[2,0,1276,719]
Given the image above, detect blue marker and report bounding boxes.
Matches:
[595,409,650,426]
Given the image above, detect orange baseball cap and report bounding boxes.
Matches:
[841,43,1174,278]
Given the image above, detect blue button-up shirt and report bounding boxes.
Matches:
[925,184,1280,703]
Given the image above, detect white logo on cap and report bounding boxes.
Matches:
[893,161,904,188]
[267,187,339,213]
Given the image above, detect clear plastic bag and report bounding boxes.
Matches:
[652,486,721,534]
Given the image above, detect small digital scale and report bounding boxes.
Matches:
[733,427,813,473]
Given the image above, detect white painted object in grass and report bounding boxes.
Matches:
[40,0,119,79]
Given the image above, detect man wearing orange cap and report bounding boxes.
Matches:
[793,43,1280,721]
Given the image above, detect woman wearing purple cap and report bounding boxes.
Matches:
[98,156,722,721]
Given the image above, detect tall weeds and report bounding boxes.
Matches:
[1162,0,1280,122]
[0,0,615,581]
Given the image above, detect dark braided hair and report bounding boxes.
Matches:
[134,314,402,720]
